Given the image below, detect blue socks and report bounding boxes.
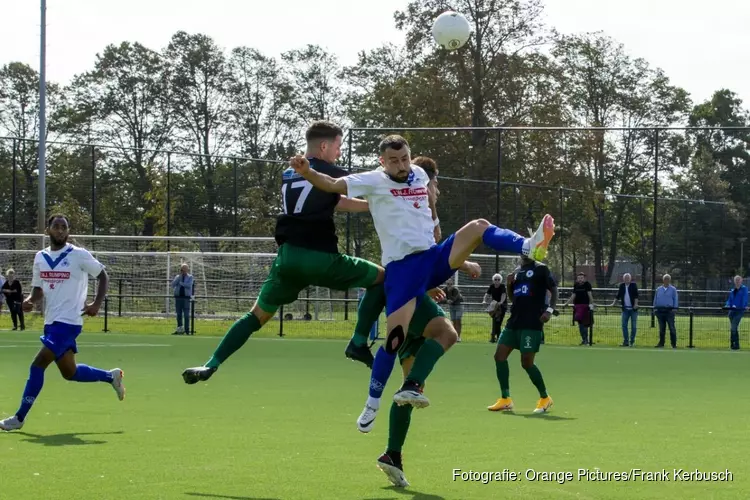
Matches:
[482,225,525,254]
[16,366,45,422]
[71,364,114,383]
[369,346,398,401]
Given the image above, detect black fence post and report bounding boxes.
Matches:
[689,308,694,348]
[91,145,96,235]
[651,128,659,303]
[190,298,195,335]
[559,187,565,287]
[495,130,502,274]
[118,279,123,317]
[588,309,594,346]
[233,157,238,237]
[11,138,17,233]
[166,152,172,251]
[103,296,109,332]
[279,305,285,337]
[344,131,354,320]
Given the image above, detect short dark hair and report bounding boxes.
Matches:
[379,135,409,154]
[412,156,437,179]
[305,121,343,143]
[47,214,70,228]
[577,272,585,277]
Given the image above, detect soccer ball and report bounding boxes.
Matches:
[431,11,471,50]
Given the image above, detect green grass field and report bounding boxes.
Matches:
[1,329,749,499]
[2,307,743,349]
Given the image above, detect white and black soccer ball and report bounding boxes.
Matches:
[431,11,471,50]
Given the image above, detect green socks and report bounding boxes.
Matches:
[206,312,262,368]
[405,339,445,386]
[351,284,386,347]
[524,364,548,398]
[495,360,511,398]
[387,402,413,453]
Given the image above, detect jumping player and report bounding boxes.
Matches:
[290,134,555,410]
[376,293,458,488]
[488,254,557,413]
[0,214,125,431]
[351,155,479,433]
[182,121,386,384]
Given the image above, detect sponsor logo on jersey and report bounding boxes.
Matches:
[40,271,70,280]
[390,187,428,197]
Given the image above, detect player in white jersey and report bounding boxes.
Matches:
[290,135,555,409]
[0,215,125,432]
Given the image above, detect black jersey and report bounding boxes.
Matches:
[572,281,592,304]
[274,158,347,253]
[506,262,556,330]
[487,284,507,304]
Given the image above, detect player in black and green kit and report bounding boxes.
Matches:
[487,255,557,413]
[182,121,383,383]
[376,293,458,488]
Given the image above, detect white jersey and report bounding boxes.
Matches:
[31,244,106,326]
[345,165,435,265]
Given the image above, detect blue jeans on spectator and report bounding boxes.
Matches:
[655,309,677,347]
[729,310,744,349]
[175,297,191,333]
[621,309,637,345]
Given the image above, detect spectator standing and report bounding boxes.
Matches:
[444,278,464,342]
[725,275,748,351]
[483,273,508,343]
[172,264,194,335]
[653,274,679,348]
[1,269,24,330]
[611,273,639,346]
[564,272,594,345]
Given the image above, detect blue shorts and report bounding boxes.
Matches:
[40,322,83,360]
[384,234,456,316]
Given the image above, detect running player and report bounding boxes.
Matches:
[181,121,385,384]
[487,255,557,413]
[0,214,125,431]
[290,134,554,410]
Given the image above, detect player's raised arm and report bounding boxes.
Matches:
[335,197,370,213]
[290,155,349,195]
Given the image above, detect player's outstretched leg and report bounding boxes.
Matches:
[0,364,45,431]
[377,354,417,488]
[521,352,553,413]
[357,346,398,433]
[57,350,125,401]
[182,307,269,384]
[393,316,457,408]
[377,401,413,488]
[488,335,514,411]
[447,215,555,272]
[346,283,386,368]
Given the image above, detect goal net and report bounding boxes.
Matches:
[0,234,338,322]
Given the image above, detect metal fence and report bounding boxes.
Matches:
[1,126,748,298]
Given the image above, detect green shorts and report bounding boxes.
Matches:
[256,243,380,313]
[398,296,447,362]
[498,328,543,353]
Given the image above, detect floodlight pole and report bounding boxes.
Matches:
[38,0,47,235]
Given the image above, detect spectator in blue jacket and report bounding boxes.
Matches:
[172,263,194,335]
[725,275,748,350]
[653,274,679,348]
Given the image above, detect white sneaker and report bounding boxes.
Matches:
[393,385,430,409]
[110,369,126,401]
[357,404,379,433]
[0,415,24,431]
